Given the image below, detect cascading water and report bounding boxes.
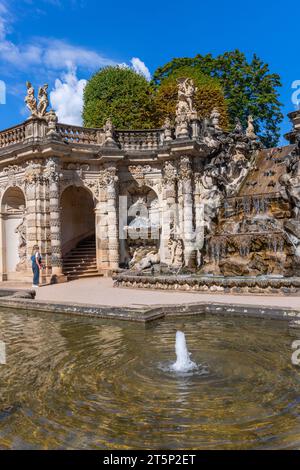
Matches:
[171,331,197,372]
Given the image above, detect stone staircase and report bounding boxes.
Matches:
[62,236,100,280]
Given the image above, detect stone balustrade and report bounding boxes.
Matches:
[57,124,99,145]
[116,129,164,151]
[0,123,26,148]
[0,121,167,151]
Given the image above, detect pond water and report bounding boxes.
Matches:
[0,309,300,450]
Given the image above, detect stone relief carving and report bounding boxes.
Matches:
[280,135,300,267]
[99,166,118,190]
[15,216,27,271]
[168,238,184,268]
[128,165,153,187]
[246,115,257,140]
[163,160,177,183]
[24,160,43,184]
[129,247,160,272]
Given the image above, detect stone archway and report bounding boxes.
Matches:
[60,185,95,256]
[0,186,26,280]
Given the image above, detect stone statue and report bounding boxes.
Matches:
[220,143,251,195]
[25,82,38,117]
[246,115,257,140]
[25,82,49,118]
[46,109,58,136]
[175,111,189,138]
[163,117,173,142]
[37,84,49,117]
[104,118,117,146]
[129,247,160,271]
[176,78,197,117]
[210,108,221,131]
[233,118,243,135]
[168,238,183,268]
[15,216,27,271]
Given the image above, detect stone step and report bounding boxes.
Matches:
[68,248,96,254]
[66,272,102,280]
[62,235,97,280]
[64,252,96,259]
[63,265,98,272]
[63,261,97,267]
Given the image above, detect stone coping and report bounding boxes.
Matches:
[113,274,300,294]
[0,288,299,323]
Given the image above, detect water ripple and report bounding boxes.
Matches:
[0,309,300,449]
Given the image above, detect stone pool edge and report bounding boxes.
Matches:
[0,288,300,323]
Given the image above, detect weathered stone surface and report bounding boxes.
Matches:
[219,257,250,276]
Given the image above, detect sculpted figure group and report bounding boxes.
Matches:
[25,82,49,118]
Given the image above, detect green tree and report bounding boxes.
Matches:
[83,66,156,129]
[153,50,283,147]
[154,66,229,129]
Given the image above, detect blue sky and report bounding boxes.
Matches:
[0,0,299,144]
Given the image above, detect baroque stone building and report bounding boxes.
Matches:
[0,80,299,287]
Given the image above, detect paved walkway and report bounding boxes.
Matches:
[4,277,298,310]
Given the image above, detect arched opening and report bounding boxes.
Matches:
[60,185,95,255]
[1,186,26,278]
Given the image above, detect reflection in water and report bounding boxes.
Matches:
[0,309,300,449]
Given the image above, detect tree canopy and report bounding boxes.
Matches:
[153,50,283,148]
[83,66,156,129]
[154,66,229,129]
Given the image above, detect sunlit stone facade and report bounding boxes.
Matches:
[0,81,299,284]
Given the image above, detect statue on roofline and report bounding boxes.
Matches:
[25,82,38,117]
[25,82,50,118]
[176,78,198,119]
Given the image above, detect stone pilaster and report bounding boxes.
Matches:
[161,160,177,264]
[95,188,109,271]
[98,164,119,273]
[106,164,119,270]
[179,155,195,267]
[25,181,38,268]
[45,158,65,281]
[194,165,205,267]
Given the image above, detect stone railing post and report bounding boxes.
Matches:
[24,117,48,142]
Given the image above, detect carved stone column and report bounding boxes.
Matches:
[194,162,205,267]
[24,162,41,271]
[179,155,195,267]
[106,164,119,270]
[95,186,109,271]
[98,164,119,273]
[46,158,65,280]
[161,160,177,264]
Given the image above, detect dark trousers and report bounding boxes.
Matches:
[32,264,40,285]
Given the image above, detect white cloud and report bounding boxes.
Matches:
[0,36,115,71]
[131,57,151,81]
[0,1,12,41]
[50,67,86,125]
[0,1,152,126]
